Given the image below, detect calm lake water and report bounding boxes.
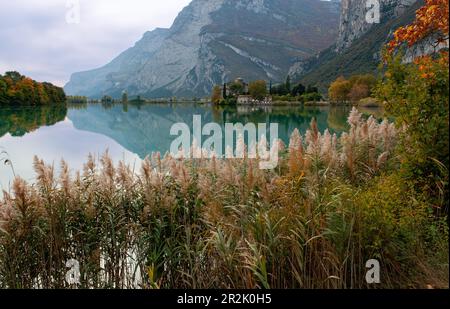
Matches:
[0,103,383,190]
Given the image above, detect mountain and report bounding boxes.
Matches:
[65,0,340,99]
[335,0,417,52]
[290,0,421,92]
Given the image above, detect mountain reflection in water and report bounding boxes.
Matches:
[0,102,382,189]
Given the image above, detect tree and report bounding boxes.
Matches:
[0,72,65,105]
[349,83,370,103]
[222,83,227,99]
[291,83,306,96]
[349,74,376,95]
[229,82,244,96]
[4,71,23,83]
[378,0,449,206]
[272,84,288,95]
[328,74,376,103]
[303,92,322,102]
[211,85,222,104]
[67,96,87,104]
[376,51,449,204]
[285,75,291,93]
[306,85,319,94]
[9,88,25,104]
[122,91,128,103]
[389,0,449,53]
[0,79,8,104]
[101,95,113,103]
[248,80,267,100]
[17,77,37,104]
[328,76,352,102]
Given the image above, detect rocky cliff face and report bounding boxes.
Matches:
[289,0,422,92]
[335,0,416,52]
[65,0,340,98]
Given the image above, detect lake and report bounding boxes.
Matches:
[0,103,383,190]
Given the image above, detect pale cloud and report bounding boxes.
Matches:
[0,0,192,86]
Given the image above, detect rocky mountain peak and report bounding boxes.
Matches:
[65,0,340,99]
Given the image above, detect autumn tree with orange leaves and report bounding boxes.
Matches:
[376,0,449,209]
[389,0,448,50]
[0,71,65,105]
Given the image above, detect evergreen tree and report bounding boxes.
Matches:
[222,83,227,99]
[291,83,306,96]
[122,91,128,103]
[285,75,291,93]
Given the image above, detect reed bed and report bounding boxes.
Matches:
[0,108,447,289]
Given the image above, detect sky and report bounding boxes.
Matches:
[0,0,192,86]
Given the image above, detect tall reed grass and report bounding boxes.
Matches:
[0,108,447,289]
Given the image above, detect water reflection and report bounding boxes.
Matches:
[0,102,383,188]
[67,103,357,159]
[0,104,67,137]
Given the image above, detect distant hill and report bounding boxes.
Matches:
[65,0,340,99]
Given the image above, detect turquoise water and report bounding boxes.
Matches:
[0,103,383,189]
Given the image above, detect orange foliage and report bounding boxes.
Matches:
[388,0,449,52]
[413,50,449,81]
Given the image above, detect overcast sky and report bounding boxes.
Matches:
[0,0,192,86]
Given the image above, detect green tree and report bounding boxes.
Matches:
[0,78,8,104]
[101,95,113,103]
[272,84,288,95]
[248,80,267,100]
[306,85,318,94]
[67,96,88,104]
[302,92,322,102]
[229,82,244,96]
[291,83,306,96]
[285,75,291,93]
[222,83,227,99]
[122,91,128,103]
[375,51,449,205]
[5,71,23,83]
